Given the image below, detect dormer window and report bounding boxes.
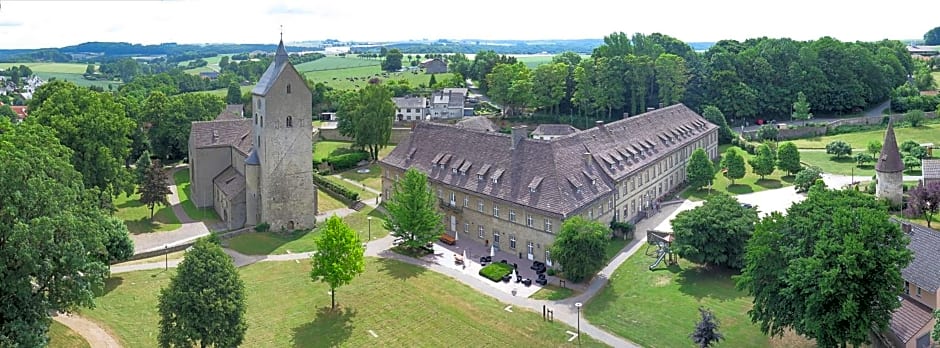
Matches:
[452,167,458,174]
[477,174,484,181]
[286,116,293,128]
[492,177,499,184]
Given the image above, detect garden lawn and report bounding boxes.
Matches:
[585,252,813,348]
[798,150,876,177]
[681,146,793,201]
[339,163,383,191]
[228,206,390,255]
[173,169,221,224]
[49,321,90,348]
[294,56,380,72]
[114,251,187,266]
[529,284,576,300]
[113,190,180,234]
[604,236,631,263]
[82,259,603,347]
[314,141,397,162]
[326,175,378,200]
[317,189,347,212]
[788,123,940,149]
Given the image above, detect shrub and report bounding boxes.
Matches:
[254,222,270,232]
[546,268,557,276]
[479,262,514,282]
[900,140,921,153]
[312,174,360,201]
[825,140,852,159]
[905,110,925,127]
[326,151,369,171]
[794,166,823,193]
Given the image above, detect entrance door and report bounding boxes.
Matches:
[527,242,534,260]
[493,232,500,250]
[545,251,553,267]
[450,216,456,232]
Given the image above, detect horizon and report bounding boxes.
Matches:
[0,0,935,49]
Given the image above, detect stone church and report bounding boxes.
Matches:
[188,38,317,231]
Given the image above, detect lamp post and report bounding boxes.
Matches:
[164,245,168,270]
[575,302,583,346]
[367,216,372,241]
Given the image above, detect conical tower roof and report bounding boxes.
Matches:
[274,39,288,66]
[876,120,904,173]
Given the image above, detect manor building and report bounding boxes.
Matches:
[187,38,317,231]
[379,104,718,265]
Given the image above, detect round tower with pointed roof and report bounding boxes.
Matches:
[876,120,904,206]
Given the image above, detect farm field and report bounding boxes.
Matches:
[788,123,940,149]
[294,56,380,72]
[82,259,601,347]
[0,62,120,89]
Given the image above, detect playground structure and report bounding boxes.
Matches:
[645,230,677,270]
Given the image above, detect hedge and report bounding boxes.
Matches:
[479,262,514,282]
[312,174,359,201]
[326,152,369,171]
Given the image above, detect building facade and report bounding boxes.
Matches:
[393,96,428,121]
[188,38,317,231]
[922,159,940,186]
[420,58,448,74]
[889,221,940,348]
[876,121,904,206]
[379,104,718,264]
[429,88,467,119]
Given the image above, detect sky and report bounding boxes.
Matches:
[0,0,934,49]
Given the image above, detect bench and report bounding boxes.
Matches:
[439,233,457,245]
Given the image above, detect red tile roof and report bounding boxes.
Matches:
[890,295,934,344]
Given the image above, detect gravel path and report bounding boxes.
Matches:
[53,313,122,348]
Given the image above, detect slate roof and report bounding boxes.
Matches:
[432,89,465,108]
[245,148,260,165]
[890,295,934,344]
[190,119,253,155]
[215,104,244,120]
[213,167,246,197]
[393,97,426,109]
[251,39,290,96]
[877,121,904,172]
[531,124,579,137]
[381,104,716,217]
[922,159,940,179]
[455,116,497,132]
[900,222,940,292]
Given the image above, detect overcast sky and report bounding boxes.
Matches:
[0,0,933,49]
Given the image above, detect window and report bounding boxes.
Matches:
[449,192,456,205]
[493,232,500,245]
[510,235,516,249]
[478,199,484,212]
[526,214,533,227]
[493,204,499,218]
[260,115,264,127]
[917,287,922,297]
[452,167,458,174]
[464,223,469,234]
[527,242,534,255]
[545,251,553,266]
[463,196,469,207]
[478,225,484,238]
[509,209,516,222]
[492,176,499,184]
[544,219,552,233]
[588,209,594,219]
[286,84,291,94]
[608,198,614,210]
[477,174,484,181]
[437,189,442,198]
[905,281,910,295]
[286,115,293,128]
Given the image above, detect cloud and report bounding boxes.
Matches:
[267,4,313,15]
[0,20,21,27]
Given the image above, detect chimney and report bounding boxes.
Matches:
[511,125,527,150]
[583,152,592,167]
[623,112,630,120]
[595,120,605,129]
[902,223,913,234]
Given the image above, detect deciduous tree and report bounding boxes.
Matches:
[225,82,242,104]
[310,215,365,310]
[486,62,532,116]
[158,237,248,348]
[855,153,874,167]
[531,62,567,114]
[655,53,688,106]
[0,105,16,122]
[793,166,823,192]
[549,216,609,283]
[906,109,925,127]
[867,140,882,156]
[383,168,444,251]
[721,148,746,185]
[701,105,733,145]
[687,148,715,190]
[338,82,394,161]
[776,142,802,176]
[825,140,852,159]
[756,125,778,142]
[138,159,172,220]
[672,193,758,269]
[926,26,940,45]
[749,144,775,180]
[737,188,912,347]
[381,48,403,72]
[691,307,723,348]
[906,182,940,228]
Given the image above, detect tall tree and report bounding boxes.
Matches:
[690,307,724,348]
[383,168,444,251]
[138,159,172,220]
[381,48,403,72]
[338,82,394,161]
[748,144,776,180]
[925,26,940,45]
[655,53,689,106]
[548,216,609,283]
[135,150,152,185]
[0,104,16,123]
[486,62,532,116]
[0,121,126,346]
[776,142,802,176]
[791,91,813,120]
[721,148,746,185]
[687,148,715,190]
[158,237,248,348]
[310,215,365,310]
[28,81,136,202]
[867,140,883,156]
[225,82,242,104]
[672,193,758,269]
[148,92,225,160]
[737,188,912,347]
[531,62,567,114]
[701,105,733,144]
[825,140,852,159]
[905,182,940,228]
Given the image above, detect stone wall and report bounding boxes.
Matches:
[318,127,413,144]
[741,112,938,141]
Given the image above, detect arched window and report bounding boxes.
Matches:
[286,115,293,128]
[260,115,263,127]
[286,84,291,94]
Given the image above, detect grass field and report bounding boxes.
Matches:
[228,206,389,255]
[314,141,396,162]
[798,150,925,176]
[49,321,90,348]
[585,252,813,348]
[300,57,454,90]
[114,189,181,234]
[339,163,383,192]
[326,175,378,200]
[318,189,347,212]
[294,56,380,72]
[36,72,121,89]
[514,55,556,68]
[82,259,602,347]
[789,123,940,149]
[0,62,122,89]
[681,146,794,201]
[173,168,221,224]
[529,284,576,300]
[115,250,187,266]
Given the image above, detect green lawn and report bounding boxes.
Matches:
[49,321,90,348]
[228,206,389,255]
[314,141,396,162]
[318,189,348,212]
[303,62,454,90]
[339,163,383,191]
[173,168,221,224]
[294,56,380,72]
[36,72,122,89]
[82,259,602,347]
[326,175,378,200]
[115,250,187,266]
[585,252,813,348]
[681,146,794,201]
[605,236,631,262]
[789,123,940,149]
[0,62,89,73]
[113,190,181,234]
[529,284,577,300]
[798,150,875,177]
